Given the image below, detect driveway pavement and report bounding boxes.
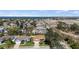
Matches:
[13,40,21,49]
[33,39,40,48]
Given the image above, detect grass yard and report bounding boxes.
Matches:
[39,41,48,46]
[20,41,34,46]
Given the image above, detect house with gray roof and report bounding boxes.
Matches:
[32,23,47,34]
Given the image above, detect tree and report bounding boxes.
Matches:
[57,21,69,31]
[70,42,79,49]
[26,26,34,36]
[30,21,36,27]
[21,40,25,44]
[0,20,3,26]
[7,27,20,35]
[0,32,4,37]
[16,20,20,26]
[64,38,79,49]
[45,28,64,49]
[70,23,79,31]
[2,38,15,48]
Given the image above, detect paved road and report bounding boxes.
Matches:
[59,30,78,38]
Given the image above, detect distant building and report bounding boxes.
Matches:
[10,23,17,27]
[3,22,9,28]
[0,27,8,35]
[0,27,4,33]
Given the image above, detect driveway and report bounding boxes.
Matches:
[13,40,21,49]
[33,39,40,49]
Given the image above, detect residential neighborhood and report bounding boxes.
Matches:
[0,17,79,49]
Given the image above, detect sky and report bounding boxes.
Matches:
[0,10,79,17]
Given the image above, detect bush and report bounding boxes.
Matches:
[21,40,25,44]
[70,43,79,49]
[0,33,4,37]
[64,38,79,49]
[0,45,4,49]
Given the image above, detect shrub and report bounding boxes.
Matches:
[21,40,25,44]
[70,43,79,49]
[64,38,79,49]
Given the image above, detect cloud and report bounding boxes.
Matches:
[63,10,69,11]
[55,10,69,14]
[72,11,79,14]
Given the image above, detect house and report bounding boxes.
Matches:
[0,27,4,33]
[14,36,31,42]
[0,27,8,35]
[3,22,9,28]
[10,36,17,41]
[27,23,32,27]
[21,29,27,34]
[36,27,47,34]
[10,23,17,27]
[32,23,47,34]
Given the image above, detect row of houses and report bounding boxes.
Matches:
[0,36,32,44]
[0,20,47,35]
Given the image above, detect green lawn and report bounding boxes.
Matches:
[39,41,48,46]
[0,39,15,49]
[0,44,14,49]
[20,41,34,46]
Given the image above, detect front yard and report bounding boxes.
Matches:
[0,39,15,49]
[39,41,48,46]
[20,40,34,46]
